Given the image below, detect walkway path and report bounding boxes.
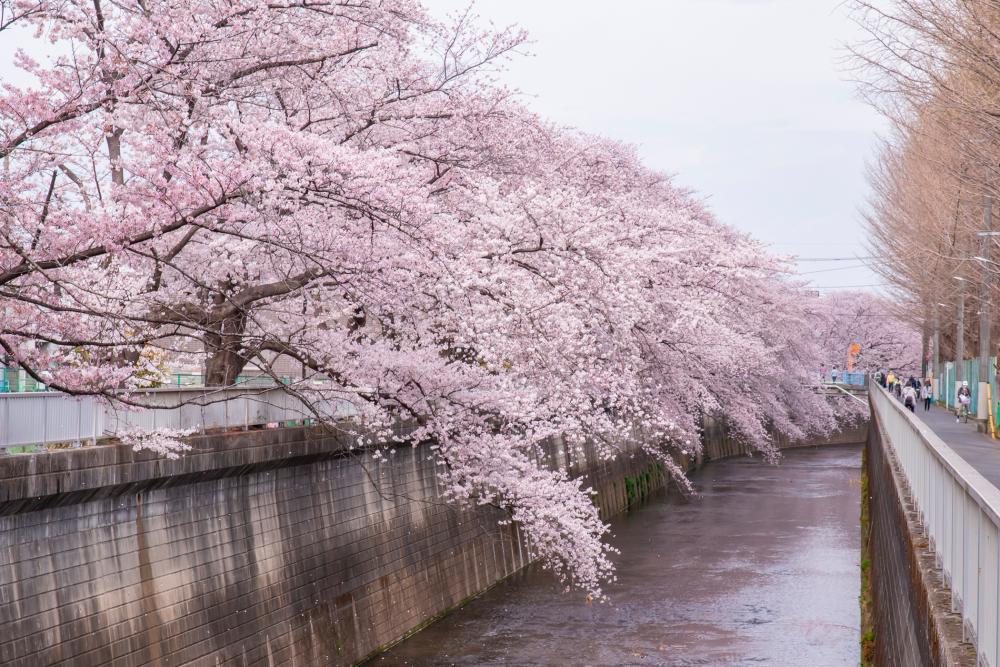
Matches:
[904,399,1000,489]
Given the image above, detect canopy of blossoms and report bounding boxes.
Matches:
[0,0,875,596]
[810,290,921,376]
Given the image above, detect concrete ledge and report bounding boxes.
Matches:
[0,424,362,514]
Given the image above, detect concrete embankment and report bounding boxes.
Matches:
[0,420,866,666]
[866,403,977,666]
[0,426,670,666]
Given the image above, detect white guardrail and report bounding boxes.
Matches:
[872,383,1000,665]
[0,386,360,451]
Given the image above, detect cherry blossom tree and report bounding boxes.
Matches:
[1,0,845,596]
[810,290,921,376]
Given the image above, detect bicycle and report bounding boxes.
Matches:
[957,401,970,423]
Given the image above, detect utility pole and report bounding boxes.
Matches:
[921,311,930,379]
[956,276,966,387]
[933,302,941,386]
[972,196,997,419]
[978,195,994,385]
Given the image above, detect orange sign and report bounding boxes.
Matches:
[847,343,861,372]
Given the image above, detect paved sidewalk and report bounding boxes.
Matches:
[905,399,1000,489]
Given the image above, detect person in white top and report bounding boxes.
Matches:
[920,380,932,411]
[957,380,972,422]
[902,384,917,412]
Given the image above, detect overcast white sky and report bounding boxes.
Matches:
[0,0,885,289]
[423,0,887,290]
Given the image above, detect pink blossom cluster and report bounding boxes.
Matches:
[1,0,853,596]
[808,290,922,377]
[118,427,194,460]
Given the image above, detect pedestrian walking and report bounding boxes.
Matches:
[831,367,839,384]
[957,381,972,422]
[921,380,932,411]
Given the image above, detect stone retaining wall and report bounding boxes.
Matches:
[0,417,868,666]
[0,427,667,667]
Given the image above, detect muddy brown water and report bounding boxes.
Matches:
[373,445,862,666]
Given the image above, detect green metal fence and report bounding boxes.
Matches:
[0,369,48,393]
[938,357,999,422]
[1,368,295,393]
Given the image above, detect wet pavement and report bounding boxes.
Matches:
[374,446,862,666]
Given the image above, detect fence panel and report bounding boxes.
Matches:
[873,383,1000,665]
[0,385,360,450]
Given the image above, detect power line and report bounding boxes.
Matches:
[809,283,888,289]
[799,264,870,274]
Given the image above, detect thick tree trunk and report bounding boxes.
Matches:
[203,315,249,386]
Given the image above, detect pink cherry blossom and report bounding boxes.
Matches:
[0,0,863,596]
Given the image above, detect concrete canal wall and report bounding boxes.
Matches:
[0,425,671,667]
[0,419,867,666]
[866,404,975,666]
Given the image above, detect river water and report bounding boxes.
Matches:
[374,446,862,666]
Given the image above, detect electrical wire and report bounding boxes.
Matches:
[798,264,869,274]
[808,283,889,289]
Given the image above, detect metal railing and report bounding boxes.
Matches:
[0,385,359,452]
[820,383,867,405]
[872,383,1000,665]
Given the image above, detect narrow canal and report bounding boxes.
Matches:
[374,446,861,666]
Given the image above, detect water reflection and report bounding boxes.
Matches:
[375,446,861,666]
